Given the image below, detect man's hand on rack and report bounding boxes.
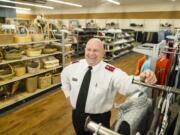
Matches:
[140,70,157,85]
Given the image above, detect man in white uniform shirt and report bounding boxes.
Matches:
[61,38,157,135]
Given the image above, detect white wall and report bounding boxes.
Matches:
[31,3,180,14]
[59,19,180,32]
[16,2,180,32]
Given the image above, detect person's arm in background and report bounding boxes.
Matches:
[112,69,157,96]
[61,66,71,106]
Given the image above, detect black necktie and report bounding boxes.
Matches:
[76,66,92,113]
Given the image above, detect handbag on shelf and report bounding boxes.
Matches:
[14,26,32,43]
[27,60,41,74]
[41,56,59,69]
[26,76,38,93]
[42,45,58,54]
[38,74,52,89]
[11,81,20,95]
[0,84,11,99]
[30,24,44,42]
[11,62,26,77]
[26,47,42,57]
[0,64,15,81]
[52,73,61,84]
[4,46,22,60]
[0,34,14,45]
[31,34,44,42]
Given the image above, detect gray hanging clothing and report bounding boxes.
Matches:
[114,93,152,135]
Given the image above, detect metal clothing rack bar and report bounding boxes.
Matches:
[85,117,122,135]
[132,79,180,95]
[161,50,180,55]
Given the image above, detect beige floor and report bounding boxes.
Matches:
[0,52,143,135]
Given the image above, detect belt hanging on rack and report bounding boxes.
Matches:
[132,79,180,95]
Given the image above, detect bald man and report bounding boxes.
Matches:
[61,38,157,135]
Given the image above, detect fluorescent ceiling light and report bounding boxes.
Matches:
[0,4,31,11]
[0,0,54,9]
[106,0,120,5]
[48,0,82,7]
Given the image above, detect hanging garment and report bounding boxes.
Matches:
[140,57,152,73]
[167,53,179,87]
[135,55,146,75]
[146,107,161,135]
[147,95,165,135]
[158,31,165,43]
[114,93,152,135]
[136,31,143,42]
[152,32,158,44]
[155,57,171,85]
[166,95,180,135]
[164,30,172,41]
[159,94,173,135]
[173,110,180,135]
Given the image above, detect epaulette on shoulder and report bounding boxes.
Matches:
[105,64,115,72]
[71,60,79,64]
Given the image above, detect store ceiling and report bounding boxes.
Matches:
[4,0,180,10]
[18,0,178,8]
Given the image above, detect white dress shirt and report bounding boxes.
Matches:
[61,59,141,114]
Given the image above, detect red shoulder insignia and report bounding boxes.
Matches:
[71,60,79,64]
[105,65,115,72]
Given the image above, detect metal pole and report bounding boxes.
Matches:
[132,79,180,95]
[85,117,122,135]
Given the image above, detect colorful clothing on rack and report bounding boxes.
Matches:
[154,58,170,97]
[135,55,146,75]
[155,58,171,85]
[140,57,152,73]
[114,93,152,135]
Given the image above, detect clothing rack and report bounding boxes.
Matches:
[161,50,180,55]
[85,117,122,135]
[132,79,180,95]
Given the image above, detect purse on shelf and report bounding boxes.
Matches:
[14,26,32,43]
[11,62,26,77]
[11,81,20,95]
[42,45,58,54]
[26,47,42,57]
[41,56,59,69]
[0,64,15,80]
[4,46,22,60]
[52,73,61,84]
[26,76,38,93]
[0,84,11,99]
[0,34,14,45]
[27,60,41,74]
[38,74,52,89]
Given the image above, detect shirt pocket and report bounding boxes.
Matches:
[70,76,79,88]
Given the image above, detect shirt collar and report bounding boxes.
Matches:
[83,59,103,73]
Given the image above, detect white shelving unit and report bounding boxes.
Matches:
[0,32,72,113]
[72,29,97,56]
[96,29,135,62]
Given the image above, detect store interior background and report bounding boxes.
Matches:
[0,0,180,135]
[13,0,180,32]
